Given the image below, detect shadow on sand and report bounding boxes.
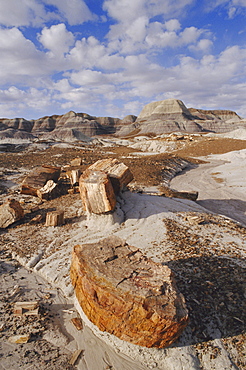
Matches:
[166,255,246,347]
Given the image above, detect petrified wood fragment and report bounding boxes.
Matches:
[88,158,133,194]
[45,210,64,226]
[79,169,116,214]
[21,165,61,196]
[36,180,58,200]
[0,199,24,228]
[70,236,188,348]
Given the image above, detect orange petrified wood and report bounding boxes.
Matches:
[70,236,188,348]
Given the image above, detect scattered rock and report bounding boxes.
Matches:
[14,301,39,316]
[160,186,198,201]
[66,169,81,186]
[21,165,61,197]
[70,236,188,348]
[0,198,24,228]
[45,210,64,226]
[37,179,58,200]
[71,317,83,331]
[69,349,84,365]
[70,157,83,166]
[8,334,30,344]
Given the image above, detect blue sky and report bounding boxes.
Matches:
[0,0,245,120]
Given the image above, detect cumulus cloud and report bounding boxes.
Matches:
[38,23,75,56]
[0,0,47,27]
[103,1,208,55]
[0,0,95,27]
[0,28,49,84]
[43,0,96,25]
[103,0,195,22]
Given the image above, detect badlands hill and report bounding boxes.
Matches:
[0,99,245,142]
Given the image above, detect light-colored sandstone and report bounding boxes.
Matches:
[137,99,192,121]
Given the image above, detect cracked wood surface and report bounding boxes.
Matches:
[70,236,188,348]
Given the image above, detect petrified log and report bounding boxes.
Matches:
[160,185,198,201]
[45,210,64,226]
[70,236,188,348]
[79,169,116,214]
[66,169,81,186]
[88,158,133,194]
[21,165,61,196]
[0,199,24,228]
[36,180,58,200]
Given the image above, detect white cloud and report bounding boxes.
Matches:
[68,36,108,69]
[0,86,54,118]
[206,0,246,18]
[69,70,110,86]
[0,0,95,27]
[103,0,195,22]
[0,28,49,84]
[164,19,181,32]
[38,24,75,56]
[190,39,213,52]
[43,0,96,25]
[0,0,47,27]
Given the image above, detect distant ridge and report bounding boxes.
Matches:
[0,99,245,140]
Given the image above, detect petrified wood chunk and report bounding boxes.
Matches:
[79,169,116,214]
[66,169,81,186]
[45,210,64,226]
[0,199,24,228]
[70,236,188,348]
[21,165,61,196]
[88,158,133,194]
[36,180,58,200]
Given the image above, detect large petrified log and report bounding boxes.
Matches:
[79,158,133,214]
[79,169,116,214]
[70,236,188,348]
[0,198,24,228]
[88,158,133,194]
[21,165,61,196]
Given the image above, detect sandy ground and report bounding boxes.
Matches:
[170,150,246,227]
[0,129,246,369]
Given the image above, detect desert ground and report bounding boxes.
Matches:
[0,128,246,370]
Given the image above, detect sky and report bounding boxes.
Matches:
[0,0,246,120]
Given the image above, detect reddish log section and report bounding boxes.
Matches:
[70,236,188,348]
